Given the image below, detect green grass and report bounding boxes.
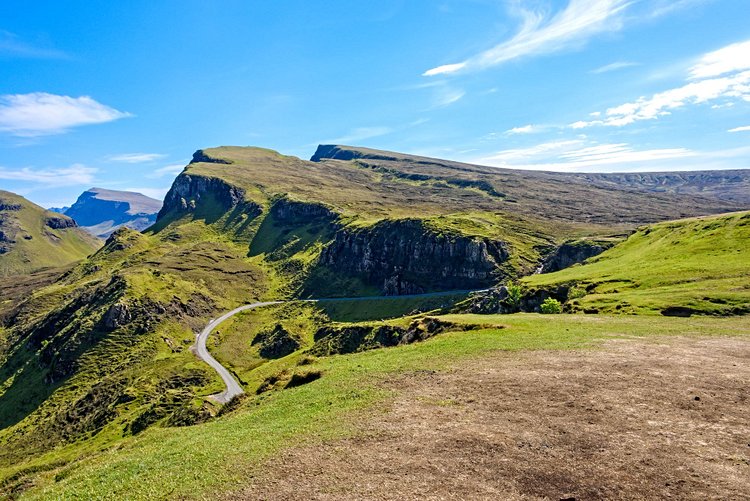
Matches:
[8,313,749,500]
[525,211,750,315]
[0,191,101,277]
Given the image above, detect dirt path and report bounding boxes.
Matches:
[233,336,750,500]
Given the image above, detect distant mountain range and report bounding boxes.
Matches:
[57,188,162,238]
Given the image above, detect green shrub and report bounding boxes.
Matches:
[506,283,522,311]
[568,286,586,299]
[540,297,562,314]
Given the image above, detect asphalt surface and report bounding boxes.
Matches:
[194,289,485,404]
[194,301,281,403]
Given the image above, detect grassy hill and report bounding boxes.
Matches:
[0,191,101,277]
[524,211,750,315]
[0,145,748,498]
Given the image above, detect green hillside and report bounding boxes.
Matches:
[524,211,750,315]
[0,146,748,498]
[0,191,101,277]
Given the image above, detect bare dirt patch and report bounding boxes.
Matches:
[232,337,750,500]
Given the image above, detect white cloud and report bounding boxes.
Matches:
[322,126,393,145]
[728,125,750,133]
[472,139,700,172]
[423,0,630,76]
[590,61,638,74]
[572,39,750,129]
[689,40,750,79]
[108,153,166,163]
[0,164,97,185]
[147,164,186,179]
[505,124,539,135]
[124,187,170,201]
[422,63,467,77]
[0,93,131,136]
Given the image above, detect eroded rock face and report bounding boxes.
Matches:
[45,215,78,230]
[270,197,337,224]
[159,174,260,220]
[318,219,508,295]
[541,239,614,273]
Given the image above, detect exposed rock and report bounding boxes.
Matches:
[270,197,338,224]
[158,173,261,221]
[311,317,477,356]
[45,215,78,229]
[541,239,616,273]
[317,219,508,295]
[190,149,232,164]
[0,203,22,211]
[252,324,301,359]
[661,306,696,317]
[103,303,133,330]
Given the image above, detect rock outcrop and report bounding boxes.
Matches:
[541,239,616,273]
[318,219,508,295]
[158,173,260,220]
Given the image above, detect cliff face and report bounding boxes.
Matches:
[65,188,162,238]
[541,239,616,273]
[158,173,260,220]
[318,219,508,295]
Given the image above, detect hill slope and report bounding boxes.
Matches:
[524,211,750,315]
[64,188,162,237]
[0,145,747,496]
[0,190,101,277]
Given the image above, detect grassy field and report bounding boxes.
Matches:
[525,211,750,315]
[6,313,749,499]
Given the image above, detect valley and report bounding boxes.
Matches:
[0,145,748,500]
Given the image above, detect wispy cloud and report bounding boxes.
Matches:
[689,39,750,79]
[0,164,97,185]
[0,30,68,59]
[433,87,465,107]
[0,93,132,137]
[108,153,166,163]
[505,124,540,135]
[322,126,393,145]
[590,61,638,74]
[473,139,698,172]
[423,0,630,77]
[728,125,750,133]
[571,39,750,128]
[147,163,186,179]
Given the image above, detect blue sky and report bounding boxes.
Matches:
[1,0,749,208]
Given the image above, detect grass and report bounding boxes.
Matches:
[0,190,101,277]
[525,211,750,315]
[10,313,749,499]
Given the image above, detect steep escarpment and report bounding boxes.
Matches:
[541,237,621,273]
[64,188,162,237]
[314,219,508,296]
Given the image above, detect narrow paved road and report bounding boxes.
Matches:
[195,301,281,403]
[194,290,485,403]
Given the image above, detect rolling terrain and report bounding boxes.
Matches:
[0,191,100,277]
[0,145,748,499]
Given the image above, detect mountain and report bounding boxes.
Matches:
[1,145,748,497]
[0,190,101,277]
[64,188,163,238]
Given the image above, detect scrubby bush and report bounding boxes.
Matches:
[506,282,523,311]
[540,297,562,314]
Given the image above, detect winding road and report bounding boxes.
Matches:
[194,290,485,403]
[195,301,281,403]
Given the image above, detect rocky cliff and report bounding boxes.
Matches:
[541,238,618,273]
[65,188,162,238]
[317,219,508,295]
